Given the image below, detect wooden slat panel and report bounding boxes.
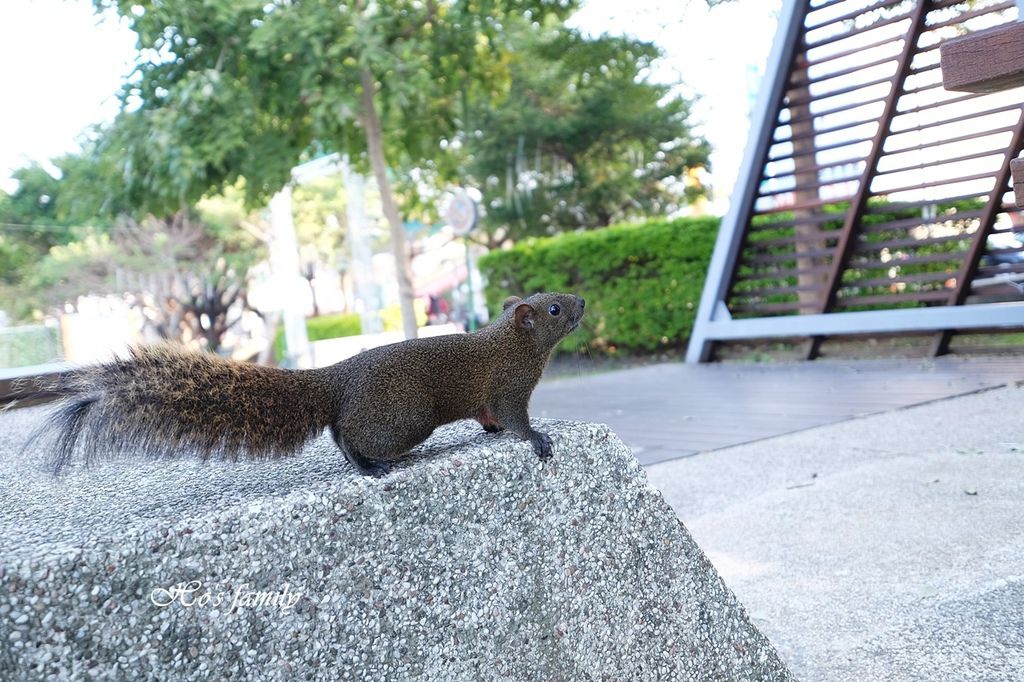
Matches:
[923,0,1017,34]
[748,230,842,249]
[734,264,834,283]
[781,92,891,129]
[883,124,1018,157]
[808,0,850,12]
[862,191,994,215]
[834,290,951,307]
[845,270,953,288]
[977,261,1024,276]
[758,172,863,198]
[731,301,814,314]
[749,212,848,232]
[985,244,1024,257]
[754,195,858,216]
[887,102,1023,139]
[733,283,824,297]
[760,154,867,183]
[774,112,881,145]
[713,0,1024,360]
[801,32,903,71]
[807,0,931,359]
[869,170,998,198]
[846,250,965,268]
[852,232,970,253]
[788,53,899,89]
[805,7,912,49]
[785,73,896,107]
[875,147,1006,178]
[744,247,837,265]
[768,133,874,165]
[0,370,66,408]
[858,209,986,235]
[933,107,1024,355]
[805,0,905,33]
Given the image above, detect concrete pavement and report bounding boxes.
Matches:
[642,384,1024,680]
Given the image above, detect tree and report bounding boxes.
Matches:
[460,27,711,246]
[24,205,266,352]
[0,129,269,348]
[94,0,577,339]
[0,159,88,293]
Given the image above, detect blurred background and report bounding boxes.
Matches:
[0,0,778,370]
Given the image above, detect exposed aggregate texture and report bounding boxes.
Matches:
[1,408,793,681]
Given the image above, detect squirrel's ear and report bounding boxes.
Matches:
[513,302,536,329]
[502,296,523,311]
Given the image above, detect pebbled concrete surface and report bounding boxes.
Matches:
[0,410,792,681]
[646,384,1024,681]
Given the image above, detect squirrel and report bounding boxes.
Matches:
[34,292,585,477]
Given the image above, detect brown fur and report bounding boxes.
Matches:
[37,292,585,476]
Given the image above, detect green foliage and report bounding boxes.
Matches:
[462,27,710,245]
[274,313,363,361]
[23,232,119,305]
[291,176,348,266]
[0,325,61,369]
[0,162,85,299]
[0,164,76,250]
[478,216,719,353]
[94,0,578,213]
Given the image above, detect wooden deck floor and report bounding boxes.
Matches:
[530,357,1024,466]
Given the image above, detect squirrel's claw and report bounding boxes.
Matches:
[532,432,554,460]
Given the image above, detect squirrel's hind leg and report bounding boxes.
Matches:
[330,426,391,478]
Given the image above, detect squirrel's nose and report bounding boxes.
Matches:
[579,297,586,309]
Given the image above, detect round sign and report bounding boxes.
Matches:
[444,188,478,236]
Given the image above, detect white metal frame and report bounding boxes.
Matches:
[686,0,808,363]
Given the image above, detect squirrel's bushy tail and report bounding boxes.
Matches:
[34,345,337,473]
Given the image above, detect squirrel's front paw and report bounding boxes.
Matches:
[532,432,553,460]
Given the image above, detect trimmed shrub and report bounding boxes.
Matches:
[0,325,61,369]
[478,217,719,354]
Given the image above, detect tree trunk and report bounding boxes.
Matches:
[360,68,418,340]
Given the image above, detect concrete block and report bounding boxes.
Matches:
[0,411,792,681]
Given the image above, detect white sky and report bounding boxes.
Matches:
[0,0,780,211]
[0,0,135,191]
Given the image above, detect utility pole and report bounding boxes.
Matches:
[269,185,311,368]
[341,162,384,334]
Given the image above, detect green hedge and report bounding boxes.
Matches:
[478,216,719,353]
[0,325,61,369]
[274,313,362,361]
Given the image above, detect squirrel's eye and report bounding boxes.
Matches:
[549,304,561,316]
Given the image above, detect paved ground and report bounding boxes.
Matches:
[538,365,1024,680]
[531,357,1024,465]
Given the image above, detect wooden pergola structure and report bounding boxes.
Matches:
[687,0,1024,362]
